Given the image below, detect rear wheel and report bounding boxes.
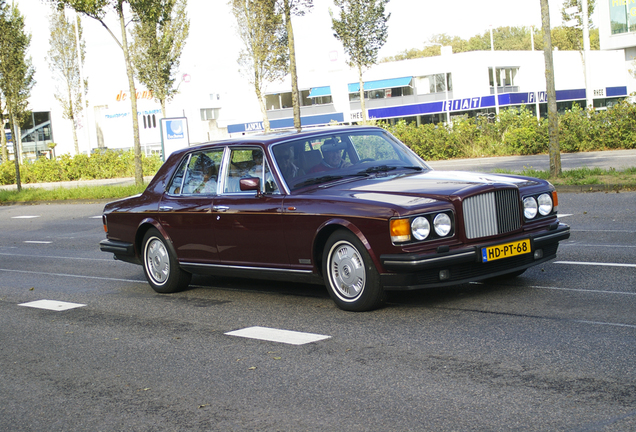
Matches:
[323,230,384,312]
[142,228,191,293]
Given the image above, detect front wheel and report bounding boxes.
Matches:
[142,228,191,293]
[323,230,384,311]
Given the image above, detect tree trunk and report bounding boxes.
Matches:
[540,0,562,178]
[69,86,79,154]
[118,1,143,185]
[284,1,301,132]
[0,119,8,162]
[9,111,21,191]
[358,66,366,122]
[256,84,270,132]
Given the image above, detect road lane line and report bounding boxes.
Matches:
[557,214,573,217]
[0,252,112,262]
[560,243,636,248]
[11,216,40,219]
[554,261,636,268]
[24,241,52,244]
[529,285,636,296]
[573,320,636,329]
[18,300,86,311]
[225,326,331,345]
[0,268,146,283]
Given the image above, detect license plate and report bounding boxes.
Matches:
[482,239,531,262]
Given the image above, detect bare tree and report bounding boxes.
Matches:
[331,0,390,122]
[541,0,562,178]
[129,0,189,119]
[48,7,87,155]
[51,0,159,186]
[231,0,288,132]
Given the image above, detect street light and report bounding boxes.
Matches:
[490,25,500,116]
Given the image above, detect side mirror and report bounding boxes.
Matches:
[239,177,262,197]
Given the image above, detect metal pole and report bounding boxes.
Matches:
[582,0,592,110]
[490,25,499,116]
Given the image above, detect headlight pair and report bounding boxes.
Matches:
[523,192,555,219]
[390,211,453,243]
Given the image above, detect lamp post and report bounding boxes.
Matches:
[490,25,500,116]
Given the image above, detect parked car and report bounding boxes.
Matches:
[100,126,570,311]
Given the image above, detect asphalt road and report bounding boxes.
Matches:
[1,193,635,431]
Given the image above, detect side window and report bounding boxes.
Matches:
[224,148,278,194]
[167,156,189,195]
[350,134,400,161]
[181,149,223,195]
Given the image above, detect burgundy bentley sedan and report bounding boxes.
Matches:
[100,126,570,311]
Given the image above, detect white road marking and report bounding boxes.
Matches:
[11,216,40,219]
[530,285,636,296]
[18,299,86,311]
[557,214,573,217]
[24,241,52,244]
[225,326,331,345]
[560,243,636,248]
[554,261,636,268]
[573,320,636,329]
[0,268,146,283]
[91,216,102,219]
[0,252,112,261]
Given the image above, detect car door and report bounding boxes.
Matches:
[212,147,288,268]
[158,149,223,264]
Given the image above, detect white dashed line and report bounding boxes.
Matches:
[90,216,102,219]
[24,241,52,244]
[11,216,40,219]
[225,326,331,345]
[558,214,573,218]
[554,261,636,268]
[18,300,86,311]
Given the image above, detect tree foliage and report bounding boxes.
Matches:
[129,0,189,118]
[382,25,600,62]
[48,7,87,155]
[232,0,288,132]
[0,2,36,189]
[331,0,389,121]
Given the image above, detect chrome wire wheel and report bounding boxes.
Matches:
[145,236,170,286]
[327,240,366,302]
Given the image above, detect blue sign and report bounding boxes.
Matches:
[166,120,185,140]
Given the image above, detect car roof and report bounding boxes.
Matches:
[191,125,383,149]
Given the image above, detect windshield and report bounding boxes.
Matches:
[272,129,429,191]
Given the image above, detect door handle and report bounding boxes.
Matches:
[213,205,229,212]
[159,206,173,212]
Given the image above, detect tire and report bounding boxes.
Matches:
[323,230,384,311]
[142,228,191,293]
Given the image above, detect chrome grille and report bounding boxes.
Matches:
[463,189,521,239]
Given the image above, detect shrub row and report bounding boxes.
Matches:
[0,149,163,185]
[381,100,636,161]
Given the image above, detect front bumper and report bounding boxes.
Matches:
[379,223,570,290]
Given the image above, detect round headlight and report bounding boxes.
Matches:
[433,213,452,237]
[523,197,538,219]
[411,216,430,240]
[538,193,553,216]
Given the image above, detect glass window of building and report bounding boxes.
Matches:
[609,0,636,34]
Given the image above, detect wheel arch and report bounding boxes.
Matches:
[312,218,383,278]
[135,219,174,259]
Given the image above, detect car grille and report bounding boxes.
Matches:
[463,189,521,239]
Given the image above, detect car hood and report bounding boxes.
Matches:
[317,170,540,208]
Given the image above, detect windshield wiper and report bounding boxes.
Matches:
[293,175,344,188]
[356,165,398,175]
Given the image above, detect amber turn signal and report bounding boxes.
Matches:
[390,219,411,243]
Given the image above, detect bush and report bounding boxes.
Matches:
[382,100,635,160]
[0,149,163,185]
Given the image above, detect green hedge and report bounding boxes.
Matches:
[382,100,636,161]
[0,149,163,185]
